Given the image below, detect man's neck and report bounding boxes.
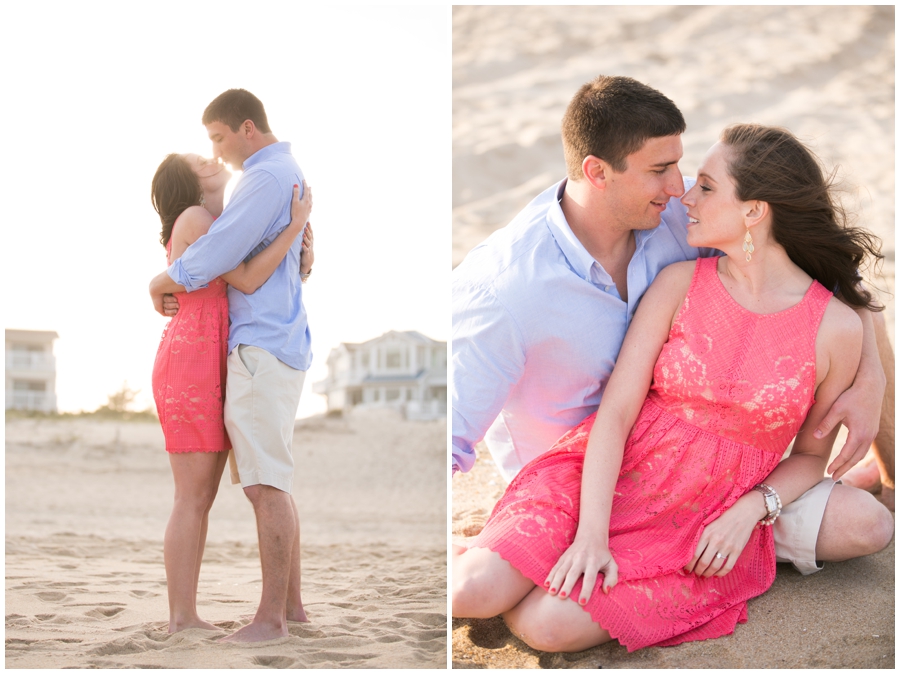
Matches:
[561,180,636,267]
[240,134,280,169]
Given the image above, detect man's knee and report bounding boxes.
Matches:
[820,487,894,559]
[243,483,288,508]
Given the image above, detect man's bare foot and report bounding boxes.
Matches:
[168,618,223,634]
[841,456,882,493]
[221,619,288,643]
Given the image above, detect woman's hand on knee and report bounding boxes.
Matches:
[544,537,618,606]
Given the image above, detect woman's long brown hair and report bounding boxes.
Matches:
[150,154,202,247]
[721,124,883,311]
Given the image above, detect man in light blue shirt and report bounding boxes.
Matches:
[150,89,310,643]
[452,76,891,619]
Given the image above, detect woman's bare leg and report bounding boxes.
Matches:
[452,546,536,618]
[191,451,228,604]
[504,586,612,653]
[165,451,225,633]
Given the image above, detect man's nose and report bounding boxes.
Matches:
[666,168,684,197]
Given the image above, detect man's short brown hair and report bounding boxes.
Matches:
[561,76,685,178]
[202,88,271,134]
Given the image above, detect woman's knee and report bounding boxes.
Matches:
[503,587,610,653]
[173,482,218,513]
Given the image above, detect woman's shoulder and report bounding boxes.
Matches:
[173,206,215,243]
[819,296,863,349]
[653,259,698,288]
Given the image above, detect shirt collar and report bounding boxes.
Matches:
[545,179,603,282]
[243,141,292,170]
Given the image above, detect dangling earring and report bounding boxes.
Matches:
[742,228,754,262]
[199,193,206,207]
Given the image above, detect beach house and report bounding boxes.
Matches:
[313,330,447,420]
[5,329,59,413]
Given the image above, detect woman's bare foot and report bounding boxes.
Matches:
[221,619,288,643]
[168,617,223,634]
[287,605,309,623]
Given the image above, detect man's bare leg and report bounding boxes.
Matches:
[815,484,893,562]
[286,496,308,622]
[872,311,894,509]
[223,484,295,643]
[843,312,895,509]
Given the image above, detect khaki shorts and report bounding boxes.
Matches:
[224,345,306,493]
[773,478,838,575]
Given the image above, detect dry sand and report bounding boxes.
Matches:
[6,408,446,669]
[452,5,894,668]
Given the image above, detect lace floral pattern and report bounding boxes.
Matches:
[152,236,231,453]
[473,257,833,651]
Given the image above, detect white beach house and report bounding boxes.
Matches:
[5,329,59,413]
[313,330,447,420]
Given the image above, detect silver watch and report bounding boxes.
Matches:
[751,483,782,526]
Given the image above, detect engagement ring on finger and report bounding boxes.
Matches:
[715,553,726,560]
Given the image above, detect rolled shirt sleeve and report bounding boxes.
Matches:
[451,279,526,474]
[168,170,288,291]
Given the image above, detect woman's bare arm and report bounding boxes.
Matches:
[545,261,694,604]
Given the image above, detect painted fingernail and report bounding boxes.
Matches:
[549,587,557,594]
[579,598,587,605]
[559,591,567,598]
[543,581,550,587]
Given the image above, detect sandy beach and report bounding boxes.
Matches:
[6,409,446,669]
[452,5,894,668]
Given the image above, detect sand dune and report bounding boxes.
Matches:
[6,409,446,669]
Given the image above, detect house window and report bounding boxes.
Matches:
[13,380,46,391]
[386,388,401,401]
[431,349,446,368]
[386,350,402,369]
[361,352,370,368]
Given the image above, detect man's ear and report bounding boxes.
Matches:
[582,155,609,191]
[242,119,257,138]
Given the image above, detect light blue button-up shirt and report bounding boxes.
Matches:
[167,142,311,371]
[452,177,714,481]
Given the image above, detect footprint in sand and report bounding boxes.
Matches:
[85,605,126,619]
[252,656,295,667]
[129,590,158,598]
[35,591,68,603]
[395,611,446,627]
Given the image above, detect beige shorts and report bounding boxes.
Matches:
[224,345,306,493]
[773,477,838,575]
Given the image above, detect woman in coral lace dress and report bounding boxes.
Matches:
[150,153,312,633]
[452,124,883,652]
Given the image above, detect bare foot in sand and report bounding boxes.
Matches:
[287,605,309,623]
[222,619,287,643]
[169,618,223,634]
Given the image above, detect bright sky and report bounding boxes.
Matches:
[3,5,449,418]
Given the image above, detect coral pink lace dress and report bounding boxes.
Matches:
[472,256,833,651]
[152,224,231,453]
